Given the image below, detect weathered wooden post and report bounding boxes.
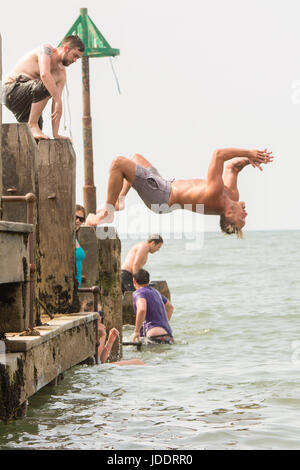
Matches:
[1,124,38,223]
[97,227,122,361]
[78,226,122,361]
[37,140,79,315]
[1,124,39,325]
[0,38,33,333]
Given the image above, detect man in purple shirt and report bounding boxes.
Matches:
[132,269,174,344]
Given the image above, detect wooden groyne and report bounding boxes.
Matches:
[0,122,122,421]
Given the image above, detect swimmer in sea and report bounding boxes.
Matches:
[85,148,274,237]
[121,234,163,294]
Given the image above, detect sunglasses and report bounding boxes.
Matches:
[76,215,85,223]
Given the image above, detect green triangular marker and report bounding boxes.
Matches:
[59,7,120,58]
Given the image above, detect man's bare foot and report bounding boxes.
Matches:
[85,206,115,226]
[115,196,125,212]
[29,125,50,140]
[85,213,100,226]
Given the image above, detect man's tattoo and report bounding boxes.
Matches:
[42,46,52,56]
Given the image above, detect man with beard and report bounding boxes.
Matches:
[3,35,84,140]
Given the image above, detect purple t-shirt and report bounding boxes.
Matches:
[133,285,173,338]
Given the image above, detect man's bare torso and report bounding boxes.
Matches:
[122,242,149,273]
[169,178,228,215]
[5,46,65,85]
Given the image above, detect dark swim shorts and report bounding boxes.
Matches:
[131,164,172,214]
[148,334,174,345]
[121,269,136,294]
[3,75,51,130]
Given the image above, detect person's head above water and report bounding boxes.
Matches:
[220,200,247,238]
[133,269,150,287]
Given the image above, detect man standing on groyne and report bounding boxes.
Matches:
[3,35,84,140]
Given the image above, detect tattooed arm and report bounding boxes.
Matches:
[38,44,62,102]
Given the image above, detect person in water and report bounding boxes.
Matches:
[82,300,144,366]
[85,148,274,237]
[121,234,163,294]
[132,269,174,345]
[75,204,86,288]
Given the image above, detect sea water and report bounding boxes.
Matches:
[0,230,299,450]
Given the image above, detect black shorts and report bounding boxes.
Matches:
[3,75,51,130]
[121,269,136,294]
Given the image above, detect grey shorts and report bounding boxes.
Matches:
[132,164,172,214]
[3,75,50,130]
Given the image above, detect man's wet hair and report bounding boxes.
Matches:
[219,215,244,239]
[61,35,85,52]
[133,269,150,285]
[147,234,163,245]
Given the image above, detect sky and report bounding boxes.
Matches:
[1,0,300,233]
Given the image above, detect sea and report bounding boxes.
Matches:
[0,230,299,450]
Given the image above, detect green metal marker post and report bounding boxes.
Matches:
[61,8,120,215]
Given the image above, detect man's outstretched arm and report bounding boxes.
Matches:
[223,157,251,201]
[206,148,274,196]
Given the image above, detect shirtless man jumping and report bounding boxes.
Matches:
[85,148,274,236]
[121,234,163,294]
[3,35,84,140]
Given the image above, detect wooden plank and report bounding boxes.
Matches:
[0,221,32,233]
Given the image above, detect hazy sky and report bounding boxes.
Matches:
[2,0,300,233]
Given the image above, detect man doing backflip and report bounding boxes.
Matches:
[85,148,274,237]
[3,35,84,140]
